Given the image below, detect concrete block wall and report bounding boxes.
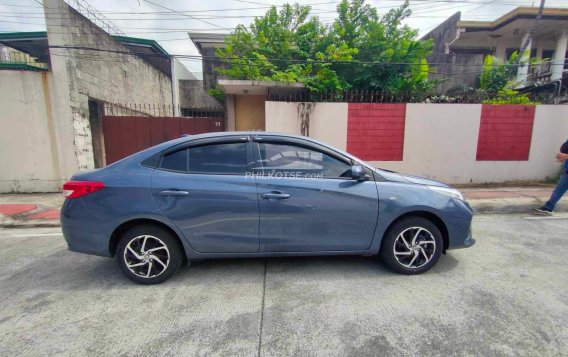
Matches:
[44,0,172,172]
[265,101,568,184]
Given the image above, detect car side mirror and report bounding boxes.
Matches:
[351,165,366,181]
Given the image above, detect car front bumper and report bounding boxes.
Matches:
[450,226,475,250]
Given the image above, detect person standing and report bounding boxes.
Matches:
[534,139,568,215]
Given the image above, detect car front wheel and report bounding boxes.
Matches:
[117,225,183,284]
[380,217,443,275]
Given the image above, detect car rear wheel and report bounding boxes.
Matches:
[117,225,183,284]
[380,217,443,275]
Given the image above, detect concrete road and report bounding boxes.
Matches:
[0,215,567,357]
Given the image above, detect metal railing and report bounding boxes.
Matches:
[103,103,224,118]
[267,90,426,103]
[0,50,48,71]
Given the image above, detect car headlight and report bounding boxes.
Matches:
[427,185,464,201]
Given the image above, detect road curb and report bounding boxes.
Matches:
[0,221,61,228]
[0,214,60,228]
[469,198,568,215]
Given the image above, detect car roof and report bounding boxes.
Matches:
[181,131,345,154]
[113,131,374,173]
[182,131,311,141]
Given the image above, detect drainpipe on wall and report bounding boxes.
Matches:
[170,56,179,116]
[444,28,465,54]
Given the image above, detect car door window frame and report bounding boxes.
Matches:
[157,136,253,176]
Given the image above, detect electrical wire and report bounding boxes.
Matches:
[140,0,231,30]
[11,41,562,70]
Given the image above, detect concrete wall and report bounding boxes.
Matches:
[201,47,227,91]
[265,102,348,150]
[375,104,568,184]
[421,12,485,93]
[0,71,67,192]
[427,53,485,93]
[179,80,223,109]
[422,12,461,55]
[265,101,568,184]
[44,0,172,172]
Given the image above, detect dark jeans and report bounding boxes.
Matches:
[544,172,568,211]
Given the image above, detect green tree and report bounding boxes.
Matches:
[215,4,355,93]
[329,0,434,92]
[214,0,434,94]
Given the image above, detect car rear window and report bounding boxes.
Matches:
[160,149,187,172]
[188,143,247,175]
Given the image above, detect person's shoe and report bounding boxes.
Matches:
[534,206,553,215]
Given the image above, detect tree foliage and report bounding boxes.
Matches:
[482,88,536,105]
[479,52,519,95]
[479,50,539,104]
[215,0,434,93]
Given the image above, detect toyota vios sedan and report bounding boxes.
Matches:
[61,132,474,284]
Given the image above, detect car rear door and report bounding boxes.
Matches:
[151,136,260,253]
[252,136,379,252]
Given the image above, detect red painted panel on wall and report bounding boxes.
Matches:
[476,105,535,161]
[347,103,406,161]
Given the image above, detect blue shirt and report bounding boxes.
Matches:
[562,140,568,171]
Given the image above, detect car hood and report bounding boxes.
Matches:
[374,168,449,188]
[399,174,448,187]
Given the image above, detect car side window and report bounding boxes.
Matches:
[255,143,351,179]
[187,142,247,175]
[160,149,187,172]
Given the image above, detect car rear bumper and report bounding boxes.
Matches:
[60,199,113,257]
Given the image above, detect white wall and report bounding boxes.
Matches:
[373,104,568,184]
[371,104,482,183]
[265,102,568,184]
[0,71,65,192]
[266,102,348,150]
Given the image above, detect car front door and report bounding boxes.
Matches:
[252,137,379,252]
[151,137,259,253]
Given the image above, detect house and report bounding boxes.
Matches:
[188,32,304,131]
[422,7,568,93]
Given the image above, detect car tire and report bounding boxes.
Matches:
[380,217,443,275]
[117,224,183,284]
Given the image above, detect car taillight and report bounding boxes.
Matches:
[63,181,105,199]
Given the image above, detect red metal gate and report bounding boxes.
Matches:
[102,115,224,164]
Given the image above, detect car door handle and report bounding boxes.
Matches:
[261,192,290,199]
[160,190,189,196]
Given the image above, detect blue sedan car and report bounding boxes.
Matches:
[61,132,474,284]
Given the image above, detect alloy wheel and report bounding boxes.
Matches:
[123,235,170,278]
[393,227,437,269]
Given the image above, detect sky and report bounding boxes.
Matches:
[1,0,568,74]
